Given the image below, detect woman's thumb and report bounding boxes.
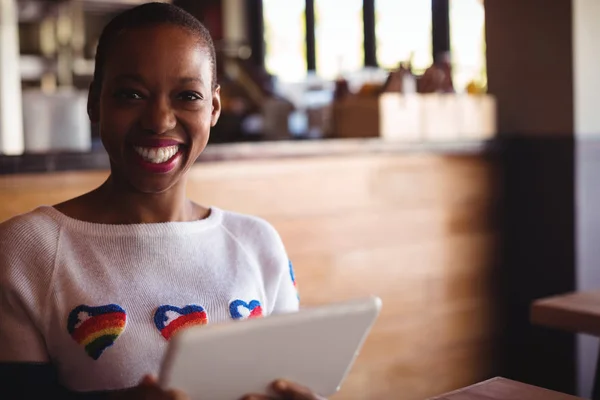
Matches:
[140,374,158,385]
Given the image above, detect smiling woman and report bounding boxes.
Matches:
[0,3,319,400]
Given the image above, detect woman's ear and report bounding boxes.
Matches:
[87,82,100,123]
[210,85,221,127]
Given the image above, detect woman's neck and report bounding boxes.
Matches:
[95,176,203,224]
[54,176,209,225]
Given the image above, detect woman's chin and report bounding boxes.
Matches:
[109,152,190,194]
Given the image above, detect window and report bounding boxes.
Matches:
[262,0,486,87]
[263,0,307,82]
[314,0,364,80]
[375,0,433,73]
[450,0,486,92]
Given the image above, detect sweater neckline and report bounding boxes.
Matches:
[35,205,223,236]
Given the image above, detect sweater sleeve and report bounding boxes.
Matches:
[0,287,50,362]
[0,213,57,363]
[220,211,300,315]
[257,222,300,315]
[271,258,300,314]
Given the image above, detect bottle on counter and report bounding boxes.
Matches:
[381,61,416,95]
[333,75,351,101]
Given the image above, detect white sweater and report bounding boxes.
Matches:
[0,206,299,392]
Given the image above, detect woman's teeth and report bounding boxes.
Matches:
[133,145,179,164]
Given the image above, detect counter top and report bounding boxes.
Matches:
[0,138,498,175]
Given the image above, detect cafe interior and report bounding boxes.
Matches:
[2,0,600,399]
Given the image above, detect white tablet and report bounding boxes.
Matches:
[158,296,382,400]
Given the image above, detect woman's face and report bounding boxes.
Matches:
[90,24,221,193]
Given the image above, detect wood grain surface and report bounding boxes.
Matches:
[532,290,600,337]
[428,377,584,400]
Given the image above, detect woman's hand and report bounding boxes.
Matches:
[108,375,189,400]
[241,379,326,400]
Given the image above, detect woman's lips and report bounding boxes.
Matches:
[130,143,184,174]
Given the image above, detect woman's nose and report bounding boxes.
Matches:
[140,96,176,135]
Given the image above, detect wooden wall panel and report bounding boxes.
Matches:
[0,171,107,221]
[0,152,500,399]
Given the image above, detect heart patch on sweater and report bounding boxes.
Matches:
[289,260,299,300]
[229,299,263,320]
[67,304,127,360]
[154,305,208,340]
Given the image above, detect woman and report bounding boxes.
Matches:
[0,3,320,399]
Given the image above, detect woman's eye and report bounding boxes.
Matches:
[177,91,202,101]
[113,89,144,100]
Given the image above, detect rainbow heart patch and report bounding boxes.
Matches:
[67,304,127,360]
[229,299,263,320]
[154,305,208,340]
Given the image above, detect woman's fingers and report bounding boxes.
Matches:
[271,380,326,400]
[140,374,158,385]
[240,380,326,400]
[166,388,190,400]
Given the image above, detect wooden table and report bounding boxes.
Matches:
[531,290,600,399]
[531,290,600,336]
[428,377,584,399]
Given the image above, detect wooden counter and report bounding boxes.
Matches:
[0,138,495,174]
[429,377,583,400]
[0,143,501,399]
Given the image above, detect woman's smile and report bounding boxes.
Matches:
[128,138,186,173]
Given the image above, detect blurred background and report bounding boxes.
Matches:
[2,0,600,399]
[0,0,490,151]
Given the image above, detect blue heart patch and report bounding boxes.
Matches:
[229,299,263,320]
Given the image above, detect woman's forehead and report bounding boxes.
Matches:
[103,25,211,82]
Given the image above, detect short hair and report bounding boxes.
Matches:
[91,2,217,95]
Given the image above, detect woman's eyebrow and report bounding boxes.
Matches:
[111,74,203,85]
[178,77,203,85]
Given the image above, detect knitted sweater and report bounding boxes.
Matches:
[0,206,299,392]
